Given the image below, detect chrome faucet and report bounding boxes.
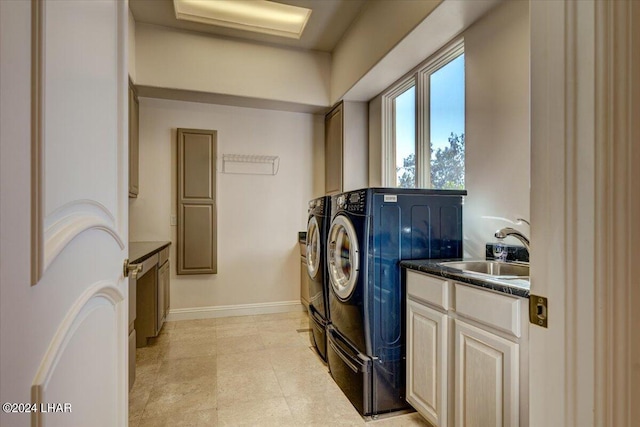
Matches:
[495,227,530,253]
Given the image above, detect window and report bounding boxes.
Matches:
[393,83,416,188]
[383,40,465,189]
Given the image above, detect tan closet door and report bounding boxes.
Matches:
[177,129,217,274]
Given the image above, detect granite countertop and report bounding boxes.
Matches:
[400,259,530,298]
[129,241,171,264]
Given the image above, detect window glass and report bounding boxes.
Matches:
[394,86,416,188]
[429,54,465,189]
[382,40,464,189]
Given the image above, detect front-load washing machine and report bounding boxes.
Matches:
[326,187,465,416]
[306,196,331,361]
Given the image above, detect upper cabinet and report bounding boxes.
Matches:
[324,101,368,195]
[128,79,139,198]
[176,128,218,275]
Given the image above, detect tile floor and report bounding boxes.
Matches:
[129,310,430,427]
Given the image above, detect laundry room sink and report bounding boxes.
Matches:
[440,260,529,277]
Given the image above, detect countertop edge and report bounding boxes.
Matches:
[129,241,172,264]
[401,259,530,298]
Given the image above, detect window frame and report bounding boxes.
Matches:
[382,38,465,188]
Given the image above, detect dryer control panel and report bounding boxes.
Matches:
[341,190,367,214]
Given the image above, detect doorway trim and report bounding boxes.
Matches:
[529,1,639,425]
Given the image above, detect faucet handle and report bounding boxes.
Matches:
[516,218,530,226]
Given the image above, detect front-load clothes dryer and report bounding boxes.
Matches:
[306,196,331,361]
[326,187,465,416]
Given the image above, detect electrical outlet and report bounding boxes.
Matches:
[170,215,177,226]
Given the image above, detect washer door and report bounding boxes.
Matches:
[327,215,360,301]
[306,216,322,279]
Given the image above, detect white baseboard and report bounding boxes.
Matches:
[166,300,306,322]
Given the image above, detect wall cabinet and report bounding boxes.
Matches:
[128,78,139,198]
[406,270,528,427]
[176,128,218,274]
[324,101,368,195]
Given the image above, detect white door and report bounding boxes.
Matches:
[0,1,128,427]
[530,1,640,426]
[454,320,519,427]
[406,299,449,427]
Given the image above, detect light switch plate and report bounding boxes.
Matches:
[170,215,177,226]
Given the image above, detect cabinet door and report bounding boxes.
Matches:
[128,80,139,197]
[157,261,169,331]
[407,299,449,427]
[325,102,343,195]
[163,261,170,316]
[177,128,217,274]
[454,319,519,427]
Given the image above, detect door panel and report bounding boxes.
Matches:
[32,285,125,427]
[407,300,448,427]
[177,129,217,275]
[0,0,129,426]
[454,320,519,427]
[325,103,343,195]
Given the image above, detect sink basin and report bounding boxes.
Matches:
[440,261,529,277]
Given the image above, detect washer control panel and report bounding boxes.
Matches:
[308,197,325,213]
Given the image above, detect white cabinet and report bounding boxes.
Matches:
[454,319,519,427]
[405,270,528,427]
[407,299,449,427]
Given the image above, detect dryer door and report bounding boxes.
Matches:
[306,216,322,279]
[328,215,360,301]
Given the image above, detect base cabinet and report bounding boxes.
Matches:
[454,319,519,427]
[407,299,449,427]
[135,246,171,347]
[128,330,136,389]
[158,259,169,329]
[405,269,528,427]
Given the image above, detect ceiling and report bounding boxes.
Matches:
[129,0,368,52]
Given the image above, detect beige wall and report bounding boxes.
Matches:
[129,98,323,312]
[135,23,331,107]
[128,8,136,81]
[463,0,530,258]
[331,0,441,103]
[365,0,530,258]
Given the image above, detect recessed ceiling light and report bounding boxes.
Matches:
[173,0,312,39]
